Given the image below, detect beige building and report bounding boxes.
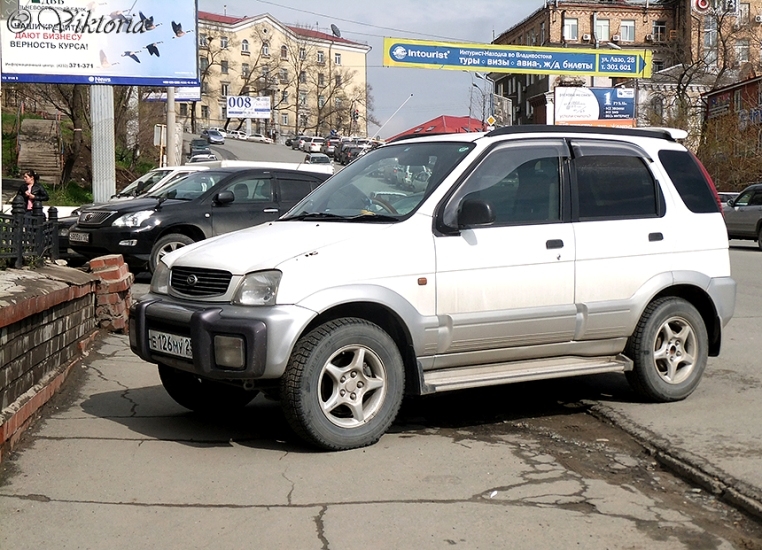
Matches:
[179,11,371,138]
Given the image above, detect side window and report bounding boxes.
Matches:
[658,150,719,213]
[222,177,272,202]
[573,142,659,220]
[443,140,565,227]
[277,175,316,203]
[734,190,754,206]
[750,191,762,206]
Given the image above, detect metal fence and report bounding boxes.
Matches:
[0,196,59,268]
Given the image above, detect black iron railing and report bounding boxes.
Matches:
[0,195,59,268]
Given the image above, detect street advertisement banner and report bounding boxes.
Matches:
[554,87,636,128]
[1,0,198,86]
[226,95,271,119]
[145,87,202,102]
[383,37,652,79]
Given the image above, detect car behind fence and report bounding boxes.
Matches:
[0,196,59,268]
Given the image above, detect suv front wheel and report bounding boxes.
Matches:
[625,297,708,402]
[281,318,405,450]
[150,233,195,273]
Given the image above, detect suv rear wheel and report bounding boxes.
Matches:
[150,233,195,273]
[281,318,405,450]
[625,297,708,402]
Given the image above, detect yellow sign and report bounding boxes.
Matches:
[383,37,652,79]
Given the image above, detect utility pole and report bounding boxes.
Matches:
[167,87,177,166]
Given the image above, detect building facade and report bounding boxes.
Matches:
[182,11,371,138]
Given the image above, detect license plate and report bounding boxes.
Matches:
[68,231,90,243]
[148,330,193,359]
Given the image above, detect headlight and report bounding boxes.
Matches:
[112,210,153,227]
[233,270,282,306]
[150,261,170,294]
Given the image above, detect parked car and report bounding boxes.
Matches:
[342,146,364,165]
[188,138,210,158]
[206,127,227,138]
[723,183,762,248]
[130,125,736,452]
[202,129,225,145]
[284,135,297,146]
[68,164,331,272]
[718,191,739,204]
[115,166,209,200]
[227,130,246,140]
[302,136,325,152]
[188,153,218,163]
[321,138,341,156]
[291,135,308,150]
[246,133,274,144]
[303,153,334,174]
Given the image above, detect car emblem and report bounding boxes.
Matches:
[84,213,93,222]
[186,274,198,286]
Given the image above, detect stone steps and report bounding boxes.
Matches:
[17,119,61,185]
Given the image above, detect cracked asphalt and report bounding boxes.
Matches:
[1,243,762,548]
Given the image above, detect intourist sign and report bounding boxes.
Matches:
[383,37,652,79]
[1,0,198,86]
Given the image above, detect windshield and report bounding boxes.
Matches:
[147,170,226,200]
[283,141,475,221]
[118,169,171,197]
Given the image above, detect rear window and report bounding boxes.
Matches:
[658,150,720,213]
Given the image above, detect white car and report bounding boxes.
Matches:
[206,127,227,138]
[227,130,246,140]
[246,133,274,144]
[115,166,210,200]
[302,136,324,152]
[132,126,736,452]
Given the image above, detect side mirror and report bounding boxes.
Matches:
[215,190,235,204]
[458,199,495,227]
[727,199,735,207]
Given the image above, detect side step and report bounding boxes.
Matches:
[421,354,632,394]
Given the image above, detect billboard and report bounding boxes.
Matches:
[1,0,198,86]
[145,87,201,102]
[226,96,271,119]
[383,37,652,79]
[554,87,636,128]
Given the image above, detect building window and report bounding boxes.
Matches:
[563,18,578,40]
[179,103,188,116]
[318,73,324,86]
[335,74,342,87]
[281,113,289,126]
[703,16,718,65]
[299,71,306,84]
[241,63,249,78]
[201,81,209,94]
[735,39,750,65]
[199,57,209,72]
[318,95,325,108]
[734,89,742,111]
[262,41,270,56]
[653,21,667,42]
[596,19,610,41]
[281,45,288,59]
[279,68,288,82]
[620,20,635,42]
[299,92,307,106]
[334,53,341,65]
[299,47,306,60]
[299,113,308,127]
[261,66,270,79]
[220,36,228,49]
[317,50,325,63]
[220,60,228,74]
[653,60,665,72]
[651,96,664,122]
[221,83,229,96]
[281,90,289,104]
[540,22,546,44]
[241,39,249,54]
[199,34,208,47]
[740,3,750,24]
[201,105,209,119]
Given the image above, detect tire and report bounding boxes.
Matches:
[757,227,762,251]
[281,318,405,451]
[158,364,257,413]
[624,297,708,402]
[150,233,194,273]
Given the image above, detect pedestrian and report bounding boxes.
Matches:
[17,169,49,211]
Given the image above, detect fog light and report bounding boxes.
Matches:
[118,239,138,246]
[214,335,246,370]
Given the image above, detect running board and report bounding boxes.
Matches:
[421,354,632,394]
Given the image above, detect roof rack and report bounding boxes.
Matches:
[485,125,685,142]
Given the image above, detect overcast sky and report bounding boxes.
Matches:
[197,0,543,138]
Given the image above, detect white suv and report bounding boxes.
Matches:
[131,126,736,451]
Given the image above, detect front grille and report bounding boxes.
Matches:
[171,266,232,297]
[77,210,115,226]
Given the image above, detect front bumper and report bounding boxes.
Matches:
[69,224,160,263]
[130,296,317,380]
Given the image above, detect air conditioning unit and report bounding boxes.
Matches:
[582,33,591,41]
[645,33,654,41]
[669,29,678,39]
[755,14,762,23]
[732,22,741,30]
[611,34,621,42]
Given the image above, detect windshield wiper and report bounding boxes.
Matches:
[282,212,350,221]
[347,213,398,222]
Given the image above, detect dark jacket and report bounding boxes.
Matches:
[17,182,49,209]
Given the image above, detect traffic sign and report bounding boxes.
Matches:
[383,37,652,79]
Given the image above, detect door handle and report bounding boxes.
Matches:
[263,208,279,213]
[648,232,664,242]
[546,239,564,249]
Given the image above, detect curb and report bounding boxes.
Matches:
[585,400,762,521]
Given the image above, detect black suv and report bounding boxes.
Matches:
[68,167,330,271]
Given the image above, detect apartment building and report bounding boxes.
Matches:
[182,11,371,137]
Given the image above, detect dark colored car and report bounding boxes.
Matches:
[202,129,225,145]
[723,183,762,249]
[68,167,330,272]
[343,146,364,165]
[188,138,210,158]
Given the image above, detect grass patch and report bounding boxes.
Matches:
[44,181,92,206]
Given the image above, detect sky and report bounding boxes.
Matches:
[197,0,543,138]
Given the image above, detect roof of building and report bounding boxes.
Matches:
[386,116,488,142]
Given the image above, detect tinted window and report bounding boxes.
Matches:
[658,150,720,214]
[575,156,658,219]
[278,175,320,202]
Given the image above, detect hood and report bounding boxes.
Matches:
[165,220,392,274]
[83,197,184,214]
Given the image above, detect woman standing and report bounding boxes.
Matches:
[17,170,49,211]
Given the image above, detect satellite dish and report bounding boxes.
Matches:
[331,24,341,38]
